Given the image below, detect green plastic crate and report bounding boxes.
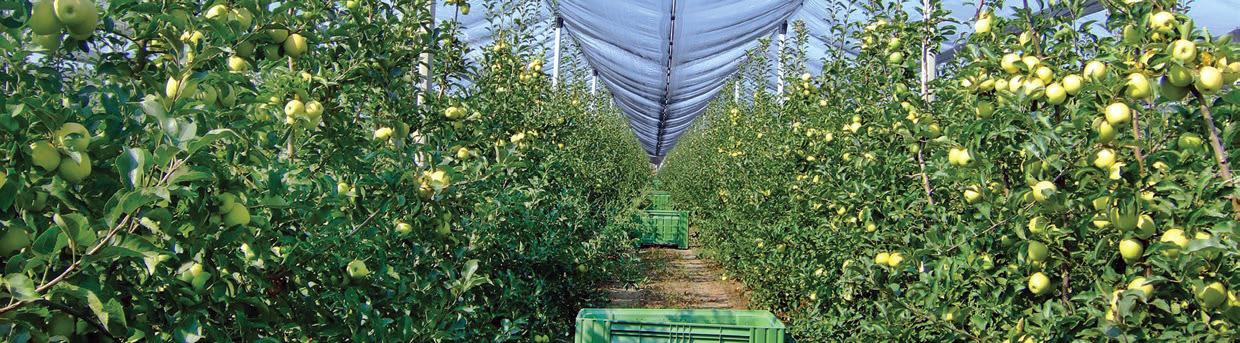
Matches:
[574,309,786,343]
[638,210,688,249]
[649,191,673,210]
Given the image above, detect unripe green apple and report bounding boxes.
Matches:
[346,259,370,279]
[1104,102,1130,126]
[1084,60,1107,81]
[1095,119,1118,143]
[53,0,92,29]
[62,2,96,38]
[1031,181,1056,202]
[1062,74,1083,95]
[373,127,393,141]
[305,100,324,117]
[285,99,305,117]
[1028,272,1051,295]
[53,123,89,153]
[457,147,471,160]
[283,33,308,58]
[1160,229,1188,257]
[874,252,889,265]
[1197,66,1223,93]
[197,84,218,106]
[0,227,31,256]
[1160,75,1189,101]
[28,0,63,35]
[231,8,254,29]
[337,182,351,194]
[204,4,229,19]
[1045,82,1066,104]
[267,29,289,43]
[1094,148,1116,169]
[1148,11,1176,34]
[1028,217,1048,234]
[32,33,63,51]
[191,270,211,291]
[222,205,250,227]
[1001,54,1021,74]
[1178,133,1203,152]
[887,252,904,267]
[1028,241,1049,262]
[395,221,413,235]
[1119,239,1143,263]
[1121,24,1141,44]
[1035,66,1053,83]
[1199,282,1227,309]
[227,56,249,72]
[887,52,904,65]
[1129,277,1154,298]
[1169,39,1197,65]
[58,153,91,183]
[1135,215,1156,239]
[975,100,994,118]
[1125,73,1152,99]
[1224,62,1240,84]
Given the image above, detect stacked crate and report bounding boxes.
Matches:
[635,190,689,249]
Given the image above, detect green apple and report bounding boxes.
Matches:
[887,252,904,267]
[874,252,889,265]
[1197,66,1223,93]
[1224,62,1240,84]
[1135,215,1156,239]
[222,205,250,227]
[58,153,91,183]
[1001,54,1021,74]
[395,221,413,235]
[1045,82,1066,104]
[1160,75,1189,101]
[285,99,305,117]
[48,312,75,337]
[236,41,256,58]
[346,259,370,279]
[267,29,289,43]
[1024,78,1045,99]
[1178,132,1203,152]
[346,0,359,9]
[1009,75,1024,93]
[32,33,62,51]
[227,56,249,72]
[1199,282,1227,309]
[1062,74,1083,95]
[1166,64,1194,87]
[165,75,197,99]
[1028,217,1048,234]
[1031,181,1056,202]
[0,227,31,256]
[197,84,218,106]
[373,127,393,141]
[1034,67,1052,83]
[55,122,90,151]
[1104,102,1130,126]
[1148,11,1177,34]
[975,100,994,118]
[1125,73,1152,99]
[1093,148,1116,169]
[887,52,903,64]
[1028,272,1051,295]
[63,3,96,38]
[53,0,91,29]
[231,8,254,29]
[337,182,351,194]
[28,0,63,35]
[975,18,992,34]
[456,147,471,160]
[305,100,324,117]
[283,33,308,58]
[204,4,229,20]
[1159,229,1188,257]
[1121,24,1141,44]
[1028,241,1049,262]
[1084,60,1107,81]
[1119,239,1143,263]
[191,270,211,291]
[1129,277,1154,298]
[1169,39,1197,65]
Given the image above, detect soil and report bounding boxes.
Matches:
[605,247,750,309]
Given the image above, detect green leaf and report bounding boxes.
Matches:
[83,246,148,265]
[168,166,215,184]
[53,213,96,249]
[4,273,39,301]
[187,129,241,155]
[31,227,66,256]
[105,190,161,226]
[115,148,149,188]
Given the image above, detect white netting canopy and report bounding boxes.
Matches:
[437,0,1240,161]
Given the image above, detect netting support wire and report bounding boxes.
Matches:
[733,74,739,102]
[920,0,936,102]
[552,17,563,89]
[417,0,436,107]
[775,21,787,97]
[590,70,598,95]
[653,0,679,158]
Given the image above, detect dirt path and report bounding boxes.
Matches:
[606,247,750,309]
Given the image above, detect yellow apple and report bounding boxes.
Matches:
[1197,66,1223,93]
[227,56,249,72]
[55,122,90,152]
[1224,62,1240,84]
[1119,239,1143,263]
[58,153,91,183]
[29,141,61,171]
[1169,39,1197,65]
[456,147,470,160]
[1148,11,1177,34]
[1199,282,1227,309]
[1022,55,1040,70]
[374,127,394,141]
[1045,82,1066,104]
[1001,54,1021,74]
[1135,215,1156,239]
[1104,102,1130,126]
[1094,148,1116,169]
[975,18,992,34]
[1084,60,1107,81]
[347,259,370,279]
[284,99,305,117]
[283,33,308,58]
[1028,272,1051,295]
[874,252,889,265]
[1031,181,1056,202]
[1035,66,1053,83]
[1062,74,1083,95]
[305,100,324,117]
[1126,73,1152,99]
[1028,241,1049,262]
[887,252,904,267]
[28,0,62,35]
[1160,229,1188,257]
[1129,277,1154,298]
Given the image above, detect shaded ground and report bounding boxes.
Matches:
[605,247,750,309]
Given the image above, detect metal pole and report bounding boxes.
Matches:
[552,17,563,89]
[775,21,787,97]
[921,0,936,102]
[734,75,740,102]
[590,70,598,95]
[418,0,436,106]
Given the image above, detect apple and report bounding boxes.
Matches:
[949,147,972,166]
[1160,76,1189,101]
[1125,73,1151,99]
[1148,11,1177,34]
[55,122,89,152]
[1019,31,1034,45]
[373,127,394,141]
[1093,148,1116,169]
[1084,60,1107,81]
[58,153,90,183]
[994,78,1008,93]
[459,3,471,15]
[964,188,982,203]
[1104,102,1130,126]
[346,259,370,279]
[1028,241,1049,262]
[1023,78,1045,99]
[197,84,218,106]
[1178,133,1203,152]
[53,0,91,29]
[887,52,904,65]
[1028,272,1051,295]
[1001,54,1021,74]
[305,100,324,117]
[1197,66,1223,93]
[874,252,889,265]
[1045,82,1066,104]
[457,147,470,160]
[48,312,75,337]
[975,101,994,118]
[227,56,249,72]
[191,270,211,291]
[1022,56,1041,71]
[222,205,250,227]
[32,33,63,51]
[978,78,995,92]
[1062,74,1083,95]
[337,182,351,194]
[1028,217,1048,234]
[1008,75,1024,93]
[887,252,904,267]
[1199,282,1227,309]
[1119,239,1143,263]
[1159,229,1188,257]
[0,227,31,256]
[1169,39,1197,64]
[28,0,63,35]
[1095,119,1118,143]
[1108,162,1125,180]
[285,99,305,117]
[1035,66,1053,84]
[975,18,992,34]
[284,33,308,58]
[1121,24,1141,44]
[231,8,254,29]
[1129,277,1154,298]
[346,0,359,9]
[267,29,289,43]
[1224,62,1240,84]
[204,4,229,19]
[165,75,197,99]
[395,221,413,235]
[1031,181,1056,202]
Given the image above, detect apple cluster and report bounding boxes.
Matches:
[26,0,99,51]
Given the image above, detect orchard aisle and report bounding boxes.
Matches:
[606,247,750,309]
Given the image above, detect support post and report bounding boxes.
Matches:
[775,21,787,96]
[552,17,563,89]
[920,0,936,102]
[417,1,436,106]
[734,75,740,102]
[590,70,598,95]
